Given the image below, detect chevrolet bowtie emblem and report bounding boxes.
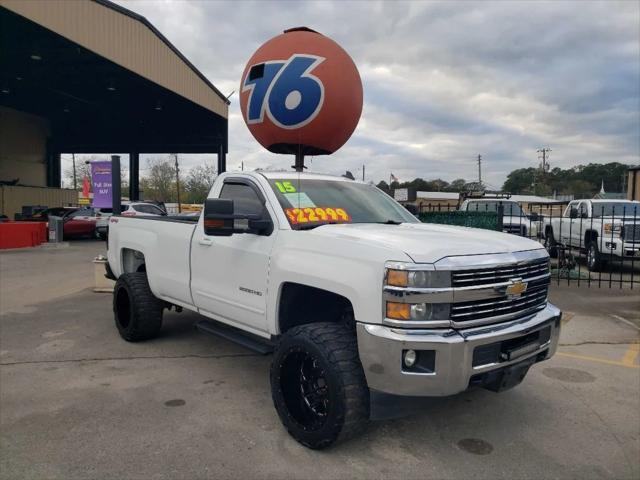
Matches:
[505,278,528,299]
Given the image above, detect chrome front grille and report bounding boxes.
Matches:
[451,258,549,287]
[622,224,640,243]
[382,251,552,329]
[449,257,550,326]
[451,276,549,324]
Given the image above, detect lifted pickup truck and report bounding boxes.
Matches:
[107,171,561,449]
[542,199,640,271]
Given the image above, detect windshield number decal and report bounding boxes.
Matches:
[285,207,351,225]
[275,181,297,193]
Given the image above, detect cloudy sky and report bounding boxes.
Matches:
[102,0,639,189]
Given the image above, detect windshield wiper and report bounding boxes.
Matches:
[296,222,340,231]
[373,220,403,225]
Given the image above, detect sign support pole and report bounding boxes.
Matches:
[293,152,305,172]
[112,155,121,216]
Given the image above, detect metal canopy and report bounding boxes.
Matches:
[0,2,228,192]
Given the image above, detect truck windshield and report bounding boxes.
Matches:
[467,201,524,216]
[267,178,418,229]
[591,202,639,218]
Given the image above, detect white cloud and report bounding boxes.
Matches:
[108,0,639,189]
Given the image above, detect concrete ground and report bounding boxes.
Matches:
[1,241,639,479]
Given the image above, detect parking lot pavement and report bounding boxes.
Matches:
[0,240,105,315]
[1,244,639,479]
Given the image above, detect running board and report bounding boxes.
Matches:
[195,320,274,355]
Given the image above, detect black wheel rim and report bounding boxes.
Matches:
[279,349,330,431]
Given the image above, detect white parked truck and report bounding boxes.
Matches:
[106,171,561,448]
[459,197,539,238]
[541,199,640,271]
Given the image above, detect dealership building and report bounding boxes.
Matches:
[0,0,229,219]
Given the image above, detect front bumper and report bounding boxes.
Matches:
[357,303,561,397]
[601,239,640,259]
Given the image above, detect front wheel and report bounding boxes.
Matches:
[587,241,604,272]
[270,323,370,449]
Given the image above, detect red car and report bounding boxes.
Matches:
[21,207,98,239]
[60,208,98,239]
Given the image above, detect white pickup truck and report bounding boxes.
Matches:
[459,198,539,238]
[107,171,561,449]
[542,199,640,271]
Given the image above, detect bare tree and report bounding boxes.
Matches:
[183,163,217,203]
[140,157,177,202]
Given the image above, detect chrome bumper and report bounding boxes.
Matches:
[357,303,561,397]
[602,239,640,258]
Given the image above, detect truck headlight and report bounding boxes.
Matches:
[604,223,622,235]
[385,268,451,288]
[386,302,450,321]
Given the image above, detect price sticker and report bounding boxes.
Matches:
[285,207,351,225]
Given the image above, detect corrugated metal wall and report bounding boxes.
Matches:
[0,185,77,219]
[0,0,228,119]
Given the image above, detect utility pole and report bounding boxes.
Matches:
[174,153,181,213]
[477,154,482,188]
[537,147,551,172]
[72,153,77,190]
[362,164,365,181]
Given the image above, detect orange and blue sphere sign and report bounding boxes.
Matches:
[240,28,363,156]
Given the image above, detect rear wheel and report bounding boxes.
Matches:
[270,322,369,449]
[113,272,163,341]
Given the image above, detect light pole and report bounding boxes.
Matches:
[72,153,77,190]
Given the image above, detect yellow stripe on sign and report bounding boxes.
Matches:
[621,343,640,366]
[557,352,640,369]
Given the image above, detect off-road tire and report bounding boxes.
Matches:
[544,228,558,258]
[270,322,370,449]
[113,272,163,341]
[587,241,604,272]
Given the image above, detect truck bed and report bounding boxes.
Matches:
[107,215,199,308]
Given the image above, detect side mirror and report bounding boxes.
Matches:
[404,204,418,214]
[203,199,272,236]
[528,212,539,221]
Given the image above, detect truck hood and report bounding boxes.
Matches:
[309,223,544,264]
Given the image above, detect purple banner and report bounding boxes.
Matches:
[90,161,112,208]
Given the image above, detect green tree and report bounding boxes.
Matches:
[502,162,631,196]
[446,179,467,192]
[502,168,537,194]
[376,180,390,191]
